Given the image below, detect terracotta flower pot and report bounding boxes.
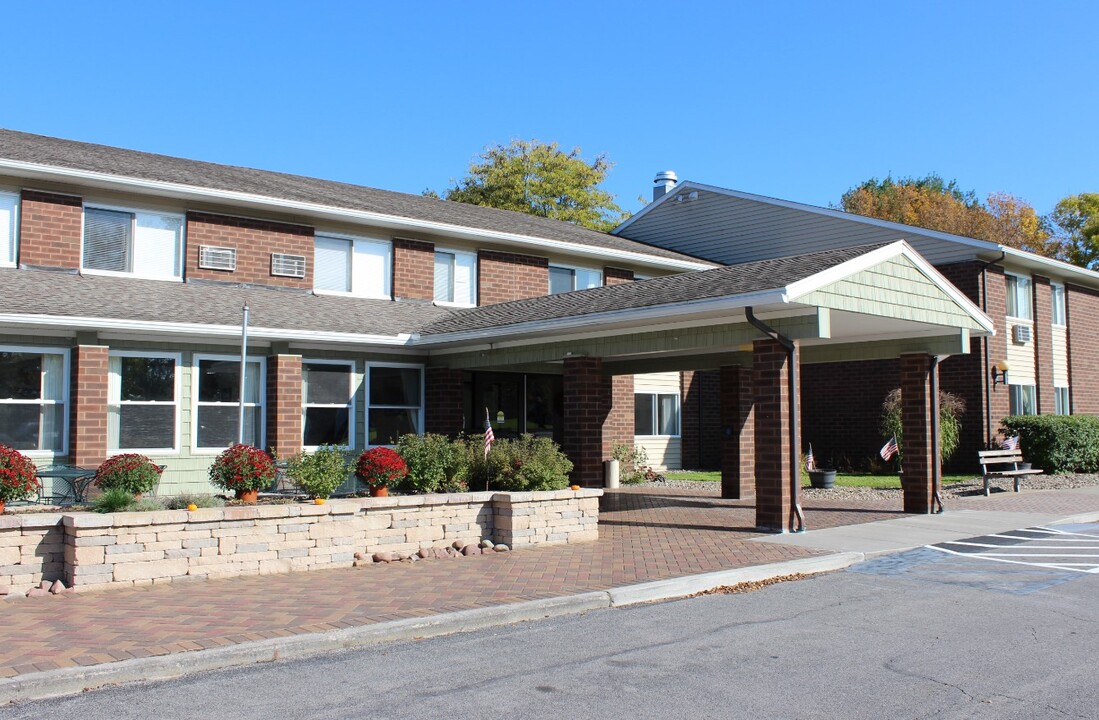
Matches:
[235,488,259,503]
[369,485,388,497]
[0,500,5,514]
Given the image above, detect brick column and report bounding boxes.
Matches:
[393,238,435,301]
[70,345,108,468]
[1033,276,1056,413]
[720,365,755,500]
[900,354,937,514]
[425,368,466,435]
[753,339,797,532]
[601,375,634,460]
[984,267,1010,442]
[266,354,302,459]
[19,191,83,269]
[563,357,608,487]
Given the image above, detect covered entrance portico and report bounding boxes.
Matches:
[416,242,994,533]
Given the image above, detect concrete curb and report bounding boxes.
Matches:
[1051,510,1099,525]
[607,552,865,607]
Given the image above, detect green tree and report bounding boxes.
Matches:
[430,140,627,231]
[1051,193,1099,269]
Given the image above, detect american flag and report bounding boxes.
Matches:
[484,408,495,458]
[805,444,815,471]
[880,435,899,461]
[1002,435,1021,450]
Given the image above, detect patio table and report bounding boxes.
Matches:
[35,466,97,505]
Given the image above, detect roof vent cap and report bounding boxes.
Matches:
[653,170,678,201]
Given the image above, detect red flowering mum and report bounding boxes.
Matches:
[0,445,40,504]
[355,447,407,487]
[95,453,162,496]
[209,444,276,493]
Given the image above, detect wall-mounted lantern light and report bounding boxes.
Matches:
[991,359,1010,388]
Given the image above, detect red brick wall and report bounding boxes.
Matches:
[266,355,302,459]
[602,375,634,460]
[800,358,899,469]
[425,368,466,436]
[69,345,108,468]
[18,191,82,269]
[393,238,435,301]
[720,365,755,500]
[681,369,721,470]
[604,267,634,286]
[186,213,313,289]
[478,250,548,305]
[1066,283,1099,414]
[562,357,608,487]
[900,354,935,513]
[1033,276,1056,413]
[753,339,796,531]
[984,267,1011,434]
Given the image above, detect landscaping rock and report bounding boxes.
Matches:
[452,540,465,550]
[434,548,449,559]
[26,588,49,598]
[39,580,51,590]
[494,544,510,552]
[49,580,66,595]
[418,548,434,559]
[479,539,494,549]
[461,544,480,556]
[0,586,8,596]
[354,552,366,561]
[372,551,398,563]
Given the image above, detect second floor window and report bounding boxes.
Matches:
[434,250,476,306]
[83,206,184,279]
[1052,284,1066,326]
[0,191,16,267]
[549,266,602,294]
[1006,274,1032,320]
[314,234,391,298]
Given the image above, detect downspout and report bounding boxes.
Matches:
[978,252,1006,449]
[745,307,805,533]
[930,355,944,514]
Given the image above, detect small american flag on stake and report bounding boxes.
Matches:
[484,408,495,458]
[880,435,899,461]
[805,444,815,471]
[1002,435,1020,450]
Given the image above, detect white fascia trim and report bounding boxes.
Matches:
[782,240,996,335]
[413,288,790,347]
[0,313,413,346]
[997,246,1099,285]
[0,159,714,273]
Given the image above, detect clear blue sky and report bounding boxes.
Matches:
[2,1,1094,217]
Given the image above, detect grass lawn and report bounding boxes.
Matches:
[664,470,976,489]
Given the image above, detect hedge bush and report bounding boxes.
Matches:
[1001,415,1099,473]
[395,433,469,494]
[468,434,573,492]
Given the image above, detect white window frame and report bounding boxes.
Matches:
[549,264,603,294]
[1052,283,1067,326]
[80,202,185,281]
[108,350,182,455]
[1005,272,1033,321]
[0,344,69,457]
[634,392,681,437]
[433,247,477,307]
[313,232,392,299]
[365,362,423,447]
[1009,383,1037,416]
[302,358,357,450]
[191,353,267,453]
[0,190,18,268]
[1054,386,1070,415]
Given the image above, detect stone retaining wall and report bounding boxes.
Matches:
[0,490,602,594]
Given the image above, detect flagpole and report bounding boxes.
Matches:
[238,302,249,445]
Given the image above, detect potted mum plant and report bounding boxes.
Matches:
[287,445,352,502]
[209,443,276,503]
[0,444,40,512]
[94,453,163,499]
[355,447,407,497]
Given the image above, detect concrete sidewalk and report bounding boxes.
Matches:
[2,485,1098,704]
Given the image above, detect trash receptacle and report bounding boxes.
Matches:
[604,459,620,489]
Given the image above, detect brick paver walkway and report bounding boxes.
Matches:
[0,484,1094,681]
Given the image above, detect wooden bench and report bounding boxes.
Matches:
[978,449,1043,496]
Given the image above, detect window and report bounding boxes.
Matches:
[634,393,680,436]
[314,234,391,297]
[108,353,179,451]
[1052,284,1066,326]
[0,347,67,453]
[0,191,17,267]
[549,266,602,295]
[1006,274,1032,320]
[82,206,184,279]
[434,250,476,305]
[1054,387,1070,415]
[194,356,265,450]
[303,361,355,448]
[367,364,422,445]
[1009,384,1036,416]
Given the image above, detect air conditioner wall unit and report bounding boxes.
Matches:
[1012,325,1032,343]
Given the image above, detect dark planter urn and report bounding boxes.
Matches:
[808,469,836,489]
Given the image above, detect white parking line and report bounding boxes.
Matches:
[928,524,1099,574]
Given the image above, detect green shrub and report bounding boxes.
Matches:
[128,498,166,512]
[395,433,469,494]
[287,445,352,499]
[1001,415,1099,473]
[163,494,225,510]
[94,488,136,513]
[881,389,965,464]
[469,434,573,492]
[612,444,650,485]
[94,454,162,496]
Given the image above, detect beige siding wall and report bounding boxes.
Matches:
[1006,319,1036,386]
[1053,325,1069,387]
[634,372,682,470]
